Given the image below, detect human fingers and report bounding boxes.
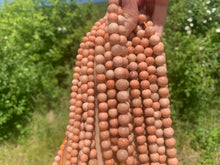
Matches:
[121,0,139,36]
[138,0,155,17]
[151,0,169,36]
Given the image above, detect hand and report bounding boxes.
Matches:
[122,0,169,36]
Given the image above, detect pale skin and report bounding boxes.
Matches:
[62,0,169,164]
[122,0,169,36]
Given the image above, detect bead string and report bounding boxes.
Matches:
[52,0,178,164]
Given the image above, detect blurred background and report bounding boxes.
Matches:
[0,0,219,164]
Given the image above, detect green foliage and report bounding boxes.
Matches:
[0,0,100,141]
[0,89,70,165]
[166,0,219,35]
[164,0,220,163]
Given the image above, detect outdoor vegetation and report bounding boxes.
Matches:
[0,0,219,164]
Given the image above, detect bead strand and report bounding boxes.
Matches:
[128,21,150,164]
[146,23,164,165]
[52,1,179,164]
[67,45,84,165]
[105,8,119,162]
[107,1,131,163]
[107,0,121,163]
[77,36,91,165]
[155,51,178,165]
[83,29,97,165]
[137,21,158,164]
[95,18,114,165]
[145,32,167,165]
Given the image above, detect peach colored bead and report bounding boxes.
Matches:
[109,22,119,34]
[107,89,117,98]
[127,46,134,54]
[110,33,120,44]
[90,149,97,159]
[144,47,153,57]
[120,35,127,45]
[108,99,117,108]
[118,25,126,35]
[111,44,122,56]
[106,70,114,79]
[113,56,124,67]
[159,87,169,97]
[108,13,118,23]
[137,144,148,153]
[137,53,146,62]
[118,114,130,126]
[153,43,164,55]
[139,71,149,80]
[118,127,129,137]
[145,26,155,37]
[97,83,107,93]
[139,154,149,163]
[132,37,141,46]
[104,158,115,165]
[145,117,155,125]
[147,65,156,74]
[132,98,142,108]
[100,130,110,140]
[150,35,160,45]
[150,153,159,162]
[96,29,105,37]
[137,30,145,38]
[117,91,129,102]
[96,74,106,83]
[118,15,125,25]
[131,89,141,98]
[162,118,172,128]
[166,148,177,158]
[126,156,135,165]
[138,14,147,24]
[145,57,155,65]
[117,103,129,114]
[159,98,170,107]
[128,53,136,62]
[118,138,129,149]
[157,66,167,76]
[133,108,143,117]
[167,158,178,165]
[117,149,128,162]
[109,118,118,127]
[99,121,109,131]
[95,55,105,64]
[116,79,129,90]
[164,128,174,138]
[134,45,144,54]
[165,138,176,148]
[135,126,145,135]
[143,98,153,108]
[108,108,118,118]
[141,38,150,47]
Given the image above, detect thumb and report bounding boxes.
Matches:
[121,0,139,36]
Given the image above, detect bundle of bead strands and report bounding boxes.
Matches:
[52,0,178,164]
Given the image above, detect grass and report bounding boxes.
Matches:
[173,107,220,165]
[0,88,70,165]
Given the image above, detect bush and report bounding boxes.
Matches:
[0,0,101,141]
[164,0,220,163]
